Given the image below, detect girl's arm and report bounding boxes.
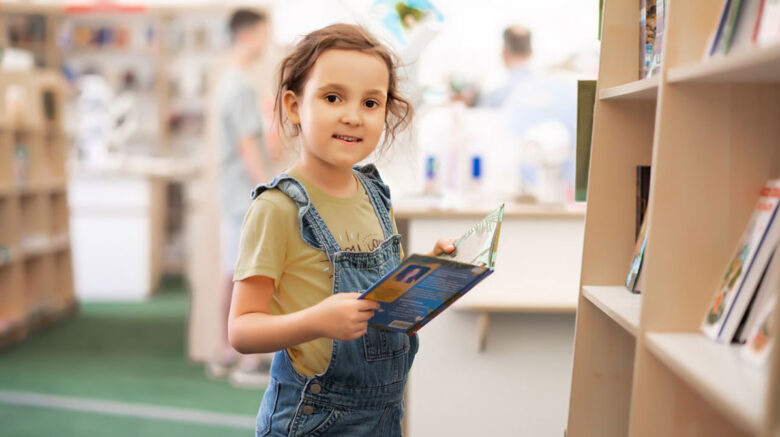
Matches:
[228,275,380,354]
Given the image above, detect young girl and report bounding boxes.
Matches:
[228,24,455,436]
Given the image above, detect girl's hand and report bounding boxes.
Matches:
[311,293,380,341]
[428,238,457,256]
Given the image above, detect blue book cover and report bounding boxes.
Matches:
[359,205,504,335]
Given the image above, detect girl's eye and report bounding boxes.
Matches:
[325,95,340,103]
[365,100,380,109]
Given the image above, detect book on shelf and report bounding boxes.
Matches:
[575,80,597,202]
[757,0,780,46]
[729,0,765,52]
[702,180,780,342]
[636,166,651,240]
[707,0,777,56]
[721,0,746,53]
[741,296,775,365]
[639,0,665,78]
[649,0,665,76]
[626,211,648,293]
[639,0,648,78]
[359,204,504,335]
[708,0,735,56]
[736,249,779,343]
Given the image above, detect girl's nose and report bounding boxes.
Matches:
[339,105,362,126]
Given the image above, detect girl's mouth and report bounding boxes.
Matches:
[333,134,362,143]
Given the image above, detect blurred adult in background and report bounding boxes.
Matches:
[479,25,576,203]
[210,8,273,387]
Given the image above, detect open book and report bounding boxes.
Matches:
[358,204,504,335]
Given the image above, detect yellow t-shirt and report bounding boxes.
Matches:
[234,168,400,377]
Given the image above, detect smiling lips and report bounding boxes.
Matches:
[333,134,362,143]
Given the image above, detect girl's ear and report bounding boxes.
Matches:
[282,90,301,125]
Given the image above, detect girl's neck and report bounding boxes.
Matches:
[292,157,357,199]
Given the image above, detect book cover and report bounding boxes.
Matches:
[643,0,657,78]
[639,0,648,78]
[736,250,779,343]
[721,0,747,53]
[709,0,734,56]
[752,0,767,43]
[636,166,651,240]
[741,297,775,366]
[626,212,649,294]
[757,0,780,46]
[728,0,764,53]
[575,80,597,202]
[359,205,504,334]
[649,0,665,76]
[701,180,780,342]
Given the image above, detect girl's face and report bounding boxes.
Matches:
[284,49,389,170]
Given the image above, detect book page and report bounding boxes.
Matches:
[440,204,505,268]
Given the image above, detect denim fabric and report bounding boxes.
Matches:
[251,164,419,437]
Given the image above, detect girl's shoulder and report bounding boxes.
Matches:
[246,186,298,222]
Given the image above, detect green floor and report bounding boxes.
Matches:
[0,277,264,436]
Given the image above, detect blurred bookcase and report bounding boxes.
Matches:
[567,0,780,436]
[1,3,231,279]
[0,70,76,346]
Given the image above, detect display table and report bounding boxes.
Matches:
[395,200,585,437]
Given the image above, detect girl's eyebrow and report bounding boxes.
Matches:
[317,83,348,93]
[317,83,387,98]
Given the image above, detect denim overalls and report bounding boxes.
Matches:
[250,164,419,437]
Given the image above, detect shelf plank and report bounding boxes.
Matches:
[17,180,67,196]
[645,333,766,435]
[582,286,642,337]
[394,201,586,220]
[599,76,659,101]
[668,44,780,83]
[20,234,70,258]
[453,292,577,314]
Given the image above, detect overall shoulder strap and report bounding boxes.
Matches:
[353,164,395,238]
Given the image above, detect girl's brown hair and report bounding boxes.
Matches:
[274,23,413,152]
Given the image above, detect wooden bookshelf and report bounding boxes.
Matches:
[582,285,642,337]
[599,76,659,100]
[0,70,76,346]
[568,0,780,436]
[667,44,780,84]
[645,333,766,435]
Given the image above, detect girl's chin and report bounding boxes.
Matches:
[329,151,375,167]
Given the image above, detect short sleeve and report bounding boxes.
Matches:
[233,195,290,284]
[228,86,263,139]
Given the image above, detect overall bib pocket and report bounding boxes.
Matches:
[362,328,410,362]
[289,402,341,437]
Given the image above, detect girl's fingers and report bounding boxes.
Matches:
[437,238,456,254]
